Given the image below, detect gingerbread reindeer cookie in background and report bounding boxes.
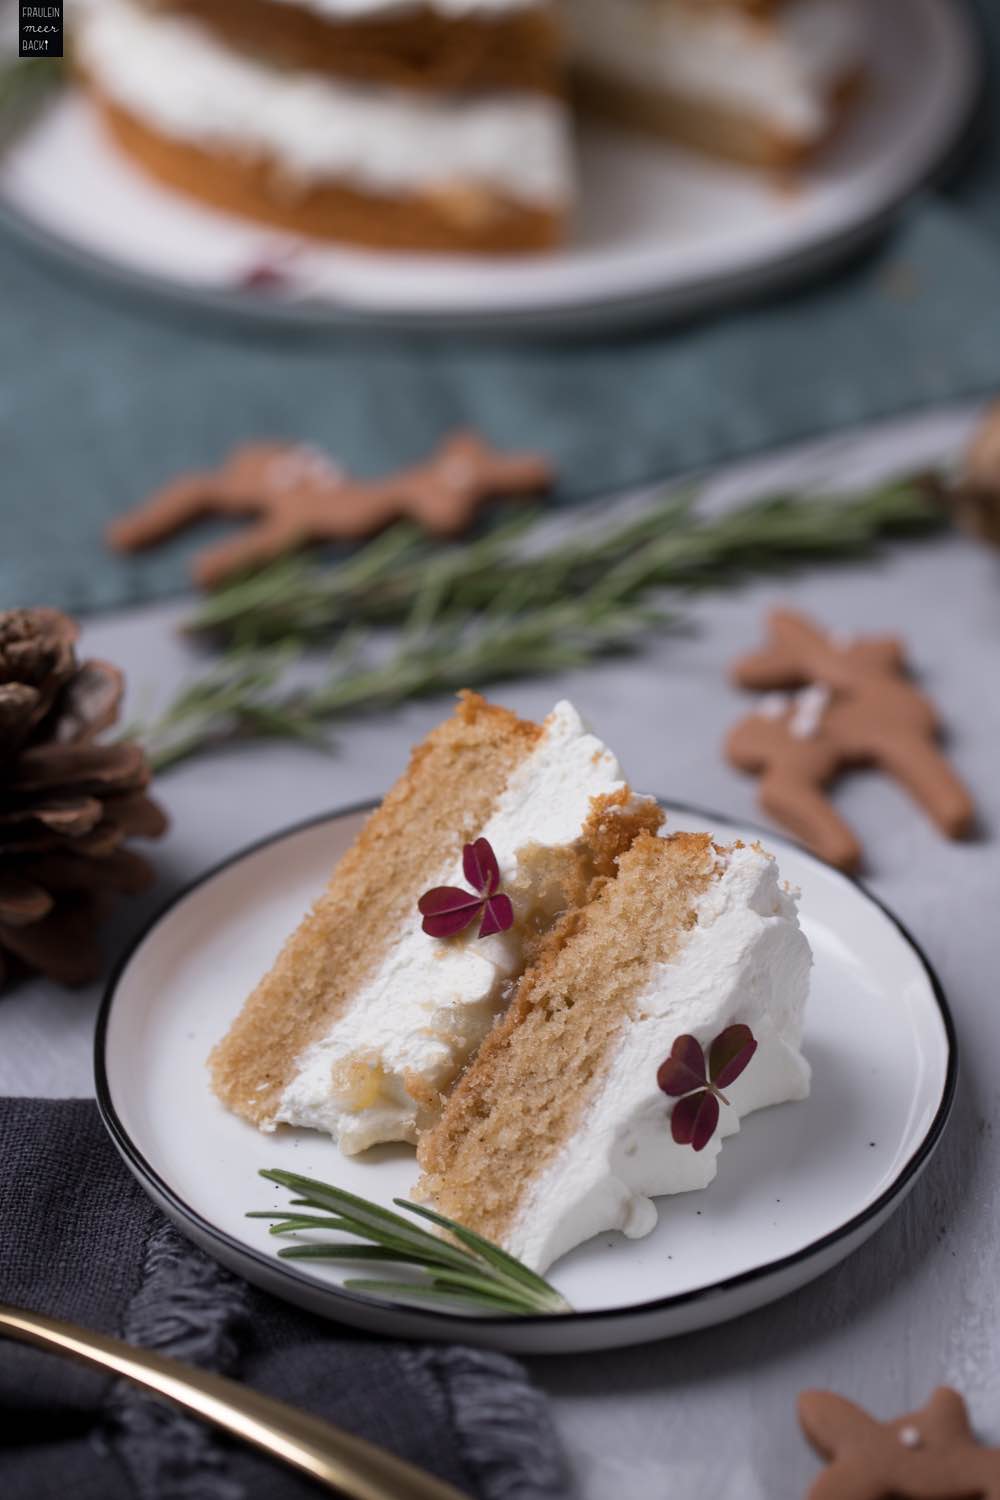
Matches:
[107,431,553,589]
[798,1387,1000,1500]
[725,609,974,872]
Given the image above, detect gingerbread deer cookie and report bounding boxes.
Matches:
[725,610,974,872]
[107,432,552,589]
[799,1387,1000,1500]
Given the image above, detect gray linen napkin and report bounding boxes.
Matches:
[0,1097,570,1500]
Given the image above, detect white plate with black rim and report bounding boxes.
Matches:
[0,0,980,334]
[96,799,955,1353]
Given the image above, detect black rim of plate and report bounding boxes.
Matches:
[95,798,958,1331]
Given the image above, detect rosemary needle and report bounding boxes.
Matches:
[251,1169,571,1316]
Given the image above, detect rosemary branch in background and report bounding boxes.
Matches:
[250,1169,571,1315]
[146,590,666,769]
[141,473,945,770]
[188,476,942,648]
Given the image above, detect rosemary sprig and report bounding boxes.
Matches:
[188,475,943,649]
[250,1168,571,1316]
[141,472,945,770]
[143,589,666,769]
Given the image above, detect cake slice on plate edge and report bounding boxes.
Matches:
[209,693,662,1153]
[416,829,812,1274]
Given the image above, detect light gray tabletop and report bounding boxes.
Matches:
[3,404,998,1499]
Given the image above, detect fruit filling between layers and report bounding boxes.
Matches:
[416,830,811,1273]
[210,695,661,1153]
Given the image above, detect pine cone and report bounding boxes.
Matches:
[0,608,168,989]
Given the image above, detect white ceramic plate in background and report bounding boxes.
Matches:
[95,800,955,1354]
[0,0,980,333]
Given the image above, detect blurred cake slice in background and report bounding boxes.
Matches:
[69,0,868,256]
[568,0,867,168]
[72,0,573,252]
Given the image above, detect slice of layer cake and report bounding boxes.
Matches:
[210,694,662,1152]
[73,0,572,252]
[569,0,866,168]
[416,830,811,1272]
[71,0,868,259]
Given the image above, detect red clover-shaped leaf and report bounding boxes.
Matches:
[417,886,485,938]
[463,837,501,896]
[671,1090,720,1152]
[709,1024,758,1090]
[656,1035,708,1097]
[418,837,514,940]
[657,1022,758,1151]
[478,892,514,939]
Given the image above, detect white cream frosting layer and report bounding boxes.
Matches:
[75,0,572,205]
[506,842,812,1273]
[567,0,866,139]
[277,701,656,1154]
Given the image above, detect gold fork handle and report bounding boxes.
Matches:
[0,1303,469,1500]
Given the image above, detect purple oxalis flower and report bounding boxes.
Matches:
[418,836,514,940]
[656,1024,758,1151]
